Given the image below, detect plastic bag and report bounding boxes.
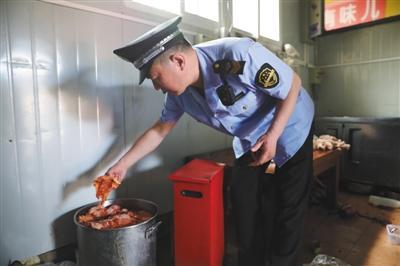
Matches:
[310,254,351,266]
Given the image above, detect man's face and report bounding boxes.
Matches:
[147,55,187,96]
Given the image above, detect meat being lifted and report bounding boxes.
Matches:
[93,175,121,206]
[78,204,152,230]
[80,175,152,229]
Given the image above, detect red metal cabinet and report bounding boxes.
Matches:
[169,159,224,266]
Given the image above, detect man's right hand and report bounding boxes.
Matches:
[106,161,128,182]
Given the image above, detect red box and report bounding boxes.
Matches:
[169,159,225,266]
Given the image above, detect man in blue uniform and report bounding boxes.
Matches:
[109,16,314,266]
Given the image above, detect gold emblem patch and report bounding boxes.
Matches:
[255,63,279,89]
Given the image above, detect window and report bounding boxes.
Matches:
[130,0,181,15]
[232,0,258,36]
[127,0,220,37]
[184,0,219,22]
[260,0,280,41]
[233,0,280,42]
[130,0,220,22]
[126,0,279,42]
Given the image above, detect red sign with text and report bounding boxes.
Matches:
[324,0,400,31]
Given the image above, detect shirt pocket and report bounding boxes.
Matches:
[225,90,261,117]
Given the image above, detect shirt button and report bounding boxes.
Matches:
[242,105,247,111]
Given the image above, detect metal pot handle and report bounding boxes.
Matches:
[145,221,162,239]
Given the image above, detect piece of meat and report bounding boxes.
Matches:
[133,210,153,222]
[89,212,138,230]
[93,175,121,206]
[313,134,351,151]
[78,204,121,224]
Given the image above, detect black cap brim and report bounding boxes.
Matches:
[139,65,149,85]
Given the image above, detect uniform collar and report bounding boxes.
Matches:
[195,47,221,91]
[194,48,223,111]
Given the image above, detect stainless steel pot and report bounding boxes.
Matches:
[74,198,161,266]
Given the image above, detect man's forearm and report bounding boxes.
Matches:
[268,72,302,138]
[117,120,175,169]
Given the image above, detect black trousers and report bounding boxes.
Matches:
[230,130,313,266]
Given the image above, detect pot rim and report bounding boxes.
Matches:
[74,198,159,231]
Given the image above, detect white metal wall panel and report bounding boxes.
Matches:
[31,2,61,237]
[1,1,27,262]
[315,20,400,117]
[7,1,48,258]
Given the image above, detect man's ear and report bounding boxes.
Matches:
[170,53,185,70]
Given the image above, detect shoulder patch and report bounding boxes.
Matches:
[255,63,279,89]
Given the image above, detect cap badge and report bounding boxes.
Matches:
[255,63,279,89]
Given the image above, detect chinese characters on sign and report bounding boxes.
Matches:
[324,0,400,31]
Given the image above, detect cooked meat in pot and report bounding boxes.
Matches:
[78,204,152,230]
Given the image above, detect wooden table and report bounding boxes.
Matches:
[185,148,344,208]
[313,149,342,176]
[312,149,343,208]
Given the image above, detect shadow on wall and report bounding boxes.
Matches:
[57,67,167,198]
[48,64,171,251]
[56,67,126,200]
[45,66,126,249]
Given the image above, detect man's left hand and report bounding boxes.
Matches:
[249,133,278,166]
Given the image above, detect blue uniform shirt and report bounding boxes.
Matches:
[159,37,314,167]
